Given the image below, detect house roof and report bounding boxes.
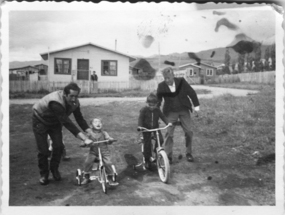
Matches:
[194,62,217,69]
[179,63,201,69]
[34,64,48,67]
[40,42,136,62]
[9,65,38,71]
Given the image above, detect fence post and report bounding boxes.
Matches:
[88,80,91,94]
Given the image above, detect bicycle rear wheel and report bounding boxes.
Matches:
[156,150,170,183]
[99,167,108,194]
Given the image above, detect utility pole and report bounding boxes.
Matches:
[158,42,161,71]
[47,46,50,81]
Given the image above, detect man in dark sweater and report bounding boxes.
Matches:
[157,67,200,163]
[32,82,94,185]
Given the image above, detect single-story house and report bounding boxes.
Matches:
[9,65,39,81]
[179,62,217,76]
[193,62,217,77]
[34,64,48,75]
[40,42,136,82]
[178,63,202,77]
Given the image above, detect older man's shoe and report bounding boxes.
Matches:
[186,153,194,162]
[51,169,62,181]
[39,176,49,185]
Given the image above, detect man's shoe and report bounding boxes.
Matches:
[39,176,49,185]
[186,153,194,162]
[81,177,91,185]
[81,173,90,185]
[62,156,71,161]
[51,169,62,181]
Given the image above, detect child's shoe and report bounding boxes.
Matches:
[149,156,156,163]
[81,173,91,185]
[144,161,151,170]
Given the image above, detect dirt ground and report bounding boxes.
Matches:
[9,91,275,206]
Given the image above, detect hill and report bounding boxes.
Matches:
[9,60,48,69]
[10,44,271,70]
[136,44,272,69]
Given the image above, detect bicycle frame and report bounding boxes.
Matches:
[135,124,171,168]
[135,124,171,183]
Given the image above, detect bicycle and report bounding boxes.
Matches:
[76,139,118,194]
[134,124,171,183]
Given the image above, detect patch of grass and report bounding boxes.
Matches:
[9,85,275,205]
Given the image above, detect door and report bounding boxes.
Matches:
[77,59,89,80]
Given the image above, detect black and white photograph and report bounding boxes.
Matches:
[1,1,284,214]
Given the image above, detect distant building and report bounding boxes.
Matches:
[178,63,201,77]
[178,62,217,78]
[9,65,39,81]
[34,64,48,75]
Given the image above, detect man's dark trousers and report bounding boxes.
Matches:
[32,114,64,177]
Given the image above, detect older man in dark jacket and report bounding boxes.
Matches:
[157,67,200,163]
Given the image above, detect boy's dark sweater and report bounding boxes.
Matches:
[138,106,169,129]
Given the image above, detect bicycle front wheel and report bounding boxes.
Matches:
[99,167,108,194]
[157,150,170,183]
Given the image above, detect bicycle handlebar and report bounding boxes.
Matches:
[138,124,171,133]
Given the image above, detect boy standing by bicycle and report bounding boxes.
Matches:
[81,118,118,186]
[138,93,172,169]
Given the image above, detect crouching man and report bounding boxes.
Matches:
[32,82,94,185]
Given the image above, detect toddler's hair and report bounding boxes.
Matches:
[90,117,102,125]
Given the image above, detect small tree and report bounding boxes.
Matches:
[222,66,231,74]
[246,54,253,72]
[264,46,271,71]
[254,42,262,72]
[224,48,231,74]
[238,53,245,73]
[231,59,237,74]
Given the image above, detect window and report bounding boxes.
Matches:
[54,58,71,74]
[101,60,117,76]
[206,69,213,76]
[188,68,194,76]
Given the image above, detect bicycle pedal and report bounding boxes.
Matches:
[90,176,98,180]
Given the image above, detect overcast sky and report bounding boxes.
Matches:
[7,2,282,62]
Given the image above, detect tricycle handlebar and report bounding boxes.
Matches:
[80,139,117,147]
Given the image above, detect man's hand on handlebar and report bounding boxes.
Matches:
[80,138,93,147]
